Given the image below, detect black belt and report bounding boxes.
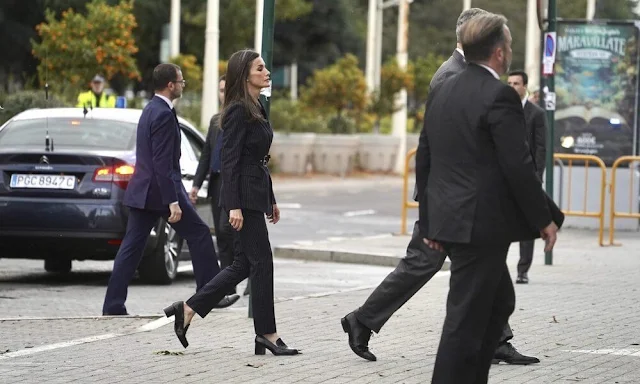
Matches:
[259,155,270,166]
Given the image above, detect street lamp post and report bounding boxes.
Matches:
[391,0,410,174]
[200,0,219,128]
[544,0,557,265]
[170,0,181,58]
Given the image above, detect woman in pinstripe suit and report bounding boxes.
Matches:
[163,49,299,356]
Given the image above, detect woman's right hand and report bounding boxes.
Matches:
[229,209,244,231]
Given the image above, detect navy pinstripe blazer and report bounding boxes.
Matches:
[220,101,276,214]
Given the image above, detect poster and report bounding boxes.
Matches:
[554,22,639,166]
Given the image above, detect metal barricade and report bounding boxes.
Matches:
[401,148,418,235]
[553,154,608,246]
[608,156,640,245]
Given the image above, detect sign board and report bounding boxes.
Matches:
[545,91,556,111]
[554,21,639,164]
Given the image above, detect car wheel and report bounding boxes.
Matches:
[138,219,183,285]
[44,258,72,274]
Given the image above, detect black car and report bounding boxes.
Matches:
[0,107,213,284]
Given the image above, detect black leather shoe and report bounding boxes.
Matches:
[214,294,240,308]
[163,301,189,348]
[516,274,529,284]
[254,335,299,355]
[492,342,540,365]
[341,312,376,361]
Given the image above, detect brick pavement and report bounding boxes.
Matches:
[1,228,639,383]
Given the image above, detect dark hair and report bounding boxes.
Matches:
[152,63,181,91]
[456,8,488,42]
[508,70,528,85]
[460,13,508,63]
[220,49,265,123]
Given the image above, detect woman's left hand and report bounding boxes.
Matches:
[267,204,280,224]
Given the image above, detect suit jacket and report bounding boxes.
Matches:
[429,49,466,92]
[416,64,555,245]
[124,96,182,210]
[193,113,222,194]
[220,101,276,214]
[523,100,547,181]
[412,49,466,202]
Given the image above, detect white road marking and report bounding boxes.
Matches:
[0,333,117,360]
[565,348,640,357]
[343,209,376,217]
[0,270,450,360]
[277,203,302,209]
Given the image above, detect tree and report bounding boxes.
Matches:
[407,53,445,129]
[31,0,140,96]
[170,54,202,92]
[368,59,412,133]
[273,0,364,84]
[300,54,367,133]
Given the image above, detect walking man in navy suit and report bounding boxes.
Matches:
[102,63,240,315]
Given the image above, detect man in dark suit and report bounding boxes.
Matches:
[508,70,548,285]
[190,75,237,296]
[102,64,239,315]
[341,7,540,366]
[417,14,559,383]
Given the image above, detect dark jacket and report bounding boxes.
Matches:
[124,96,182,210]
[416,64,556,245]
[523,100,548,181]
[413,49,466,202]
[193,113,222,195]
[220,101,276,214]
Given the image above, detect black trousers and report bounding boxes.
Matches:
[518,240,534,275]
[355,221,514,344]
[103,188,219,315]
[209,173,236,295]
[432,242,515,384]
[186,209,276,335]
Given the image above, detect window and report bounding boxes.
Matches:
[0,118,136,150]
[181,126,204,160]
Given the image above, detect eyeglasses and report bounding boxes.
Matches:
[172,79,186,86]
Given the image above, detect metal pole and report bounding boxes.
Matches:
[392,0,409,174]
[525,0,541,91]
[255,0,264,54]
[374,3,383,89]
[463,0,471,11]
[170,0,181,58]
[544,0,557,265]
[365,0,378,93]
[200,0,219,128]
[259,0,275,117]
[586,0,596,20]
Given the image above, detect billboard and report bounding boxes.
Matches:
[554,21,639,166]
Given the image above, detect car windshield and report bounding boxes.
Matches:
[0,118,136,150]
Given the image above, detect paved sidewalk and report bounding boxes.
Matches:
[1,228,639,383]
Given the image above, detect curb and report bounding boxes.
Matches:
[274,241,451,271]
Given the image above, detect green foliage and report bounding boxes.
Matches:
[368,59,412,133]
[169,54,203,92]
[300,54,367,119]
[407,53,445,126]
[269,98,328,134]
[0,90,70,126]
[30,0,140,94]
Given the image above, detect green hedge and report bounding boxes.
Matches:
[0,91,69,126]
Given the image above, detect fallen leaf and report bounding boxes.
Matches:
[552,316,559,323]
[246,363,265,368]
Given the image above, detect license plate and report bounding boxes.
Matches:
[10,174,76,190]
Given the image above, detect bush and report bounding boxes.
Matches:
[269,98,328,134]
[0,90,70,125]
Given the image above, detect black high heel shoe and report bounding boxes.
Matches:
[254,335,299,356]
[163,301,190,348]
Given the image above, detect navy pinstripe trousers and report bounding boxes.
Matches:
[186,208,276,335]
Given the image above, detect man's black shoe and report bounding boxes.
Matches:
[492,342,540,365]
[214,294,240,308]
[341,312,376,361]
